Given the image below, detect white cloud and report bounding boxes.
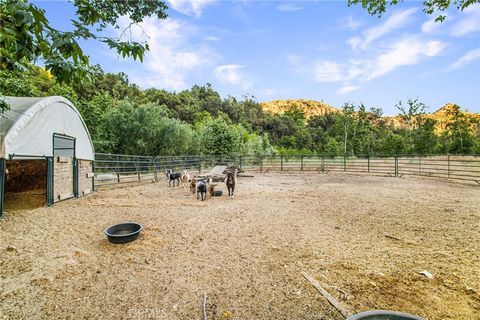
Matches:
[345,15,361,30]
[447,48,480,70]
[277,3,303,12]
[298,36,446,90]
[347,37,362,50]
[167,0,216,17]
[314,61,364,82]
[348,8,417,50]
[214,64,252,89]
[116,17,214,90]
[205,36,219,41]
[450,4,480,36]
[369,38,446,79]
[421,18,440,34]
[337,85,360,95]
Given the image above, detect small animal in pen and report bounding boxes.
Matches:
[196,179,207,201]
[225,170,237,198]
[180,170,190,188]
[165,169,181,187]
[190,174,197,194]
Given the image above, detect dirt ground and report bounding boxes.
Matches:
[1,172,479,320]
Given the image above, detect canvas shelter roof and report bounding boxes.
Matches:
[0,96,94,160]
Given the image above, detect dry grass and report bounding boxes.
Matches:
[1,172,479,319]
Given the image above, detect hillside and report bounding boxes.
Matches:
[261,100,479,133]
[260,99,339,118]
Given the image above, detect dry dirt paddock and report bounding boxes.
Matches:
[1,172,479,320]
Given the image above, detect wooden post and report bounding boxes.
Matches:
[301,155,304,171]
[281,155,284,171]
[239,155,243,170]
[367,155,370,173]
[343,154,346,172]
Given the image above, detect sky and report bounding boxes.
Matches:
[37,0,480,115]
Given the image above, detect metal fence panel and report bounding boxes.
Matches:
[93,153,480,187]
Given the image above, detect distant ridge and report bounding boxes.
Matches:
[260,99,339,118]
[260,99,479,133]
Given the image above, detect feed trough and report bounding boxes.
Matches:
[346,310,424,320]
[105,223,142,244]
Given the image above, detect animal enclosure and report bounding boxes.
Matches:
[1,173,478,319]
[93,153,480,188]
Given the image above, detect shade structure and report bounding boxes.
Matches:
[0,96,94,160]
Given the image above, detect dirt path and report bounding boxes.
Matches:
[1,173,479,319]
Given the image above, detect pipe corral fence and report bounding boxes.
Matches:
[93,153,480,187]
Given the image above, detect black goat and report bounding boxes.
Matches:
[225,170,236,198]
[196,179,207,201]
[165,169,181,187]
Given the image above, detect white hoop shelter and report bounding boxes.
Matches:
[0,96,94,160]
[0,96,95,217]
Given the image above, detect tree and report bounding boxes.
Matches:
[348,0,480,22]
[341,103,355,155]
[0,0,168,84]
[395,98,427,130]
[196,116,242,156]
[412,118,439,154]
[443,104,477,154]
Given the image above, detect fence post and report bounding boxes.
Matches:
[153,158,158,182]
[137,158,140,181]
[343,154,346,172]
[260,155,264,172]
[239,155,243,169]
[301,155,304,171]
[198,155,202,174]
[419,156,422,175]
[367,155,370,173]
[92,161,95,192]
[321,156,325,172]
[448,154,451,178]
[115,155,120,174]
[0,159,5,218]
[281,155,284,171]
[117,172,120,183]
[395,156,398,177]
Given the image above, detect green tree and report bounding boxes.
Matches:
[412,118,439,154]
[0,0,168,85]
[348,0,479,22]
[443,104,477,154]
[196,116,242,156]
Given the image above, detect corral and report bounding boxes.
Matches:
[1,172,479,319]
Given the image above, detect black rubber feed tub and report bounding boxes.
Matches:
[105,223,142,244]
[346,310,424,320]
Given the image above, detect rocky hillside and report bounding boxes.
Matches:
[260,99,339,118]
[261,100,479,133]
